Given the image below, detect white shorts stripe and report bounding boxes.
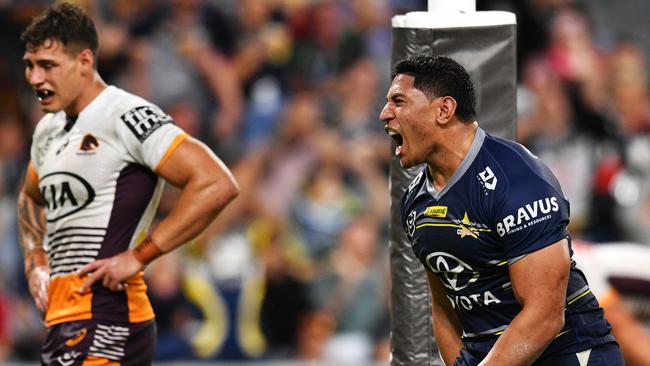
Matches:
[576,348,591,366]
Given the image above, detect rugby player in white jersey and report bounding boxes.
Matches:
[17,2,239,365]
[572,241,650,365]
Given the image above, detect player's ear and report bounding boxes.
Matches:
[436,96,457,124]
[78,49,95,74]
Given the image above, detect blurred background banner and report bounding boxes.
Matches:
[388,5,516,365]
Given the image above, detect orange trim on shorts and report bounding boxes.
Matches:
[46,274,93,326]
[126,272,155,323]
[28,161,39,182]
[155,133,189,173]
[598,287,620,308]
[46,272,154,326]
[82,356,120,366]
[65,327,88,347]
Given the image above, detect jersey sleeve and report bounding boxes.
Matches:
[494,176,570,261]
[29,137,40,174]
[400,191,411,239]
[29,113,61,176]
[401,170,424,241]
[116,104,188,172]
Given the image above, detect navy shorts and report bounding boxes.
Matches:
[454,342,624,366]
[41,319,156,365]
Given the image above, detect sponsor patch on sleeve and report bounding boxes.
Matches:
[496,196,560,237]
[120,106,173,142]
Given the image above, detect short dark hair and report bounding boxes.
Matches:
[21,2,98,59]
[393,55,476,122]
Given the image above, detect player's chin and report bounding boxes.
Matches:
[39,101,61,113]
[399,156,415,169]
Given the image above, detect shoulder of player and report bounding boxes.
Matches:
[32,111,65,141]
[105,86,173,134]
[406,168,427,195]
[401,168,427,209]
[106,86,161,117]
[481,135,552,186]
[478,136,570,215]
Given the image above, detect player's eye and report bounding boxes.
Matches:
[36,61,55,70]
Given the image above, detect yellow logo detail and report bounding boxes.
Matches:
[457,227,478,239]
[461,212,472,224]
[457,212,479,239]
[424,206,448,218]
[65,328,88,347]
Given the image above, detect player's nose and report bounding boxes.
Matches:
[379,103,394,122]
[26,67,45,87]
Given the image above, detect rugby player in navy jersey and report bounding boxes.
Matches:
[380,55,623,365]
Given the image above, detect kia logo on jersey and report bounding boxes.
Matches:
[425,252,480,291]
[40,172,96,222]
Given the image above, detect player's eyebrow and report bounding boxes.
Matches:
[23,57,58,67]
[387,92,406,102]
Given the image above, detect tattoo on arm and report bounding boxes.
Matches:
[18,192,47,273]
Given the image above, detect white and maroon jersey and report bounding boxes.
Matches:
[573,241,650,324]
[28,85,187,326]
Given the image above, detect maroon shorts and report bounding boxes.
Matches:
[41,319,156,365]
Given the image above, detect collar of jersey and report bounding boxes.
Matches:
[68,85,115,128]
[425,126,486,200]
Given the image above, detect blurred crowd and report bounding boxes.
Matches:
[0,0,649,363]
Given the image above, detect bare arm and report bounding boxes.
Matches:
[79,138,239,292]
[17,164,49,314]
[181,33,243,141]
[148,137,239,249]
[479,239,570,366]
[427,270,463,365]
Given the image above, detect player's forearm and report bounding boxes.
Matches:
[611,317,650,366]
[428,270,464,365]
[150,167,239,253]
[17,191,48,274]
[479,306,564,365]
[433,314,463,365]
[605,298,650,366]
[197,52,243,132]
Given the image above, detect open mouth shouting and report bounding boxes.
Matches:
[385,127,404,157]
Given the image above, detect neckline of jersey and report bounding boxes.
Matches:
[61,85,115,131]
[425,126,486,200]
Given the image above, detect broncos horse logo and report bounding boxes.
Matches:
[79,134,99,152]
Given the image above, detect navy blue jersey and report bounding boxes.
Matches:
[401,128,614,359]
